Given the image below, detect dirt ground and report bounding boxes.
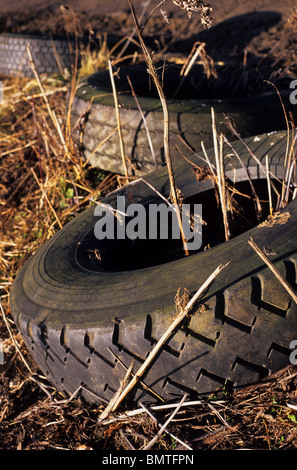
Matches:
[0,0,294,27]
[2,0,297,453]
[1,0,297,95]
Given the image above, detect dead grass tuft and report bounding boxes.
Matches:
[1,2,297,452]
[0,53,119,445]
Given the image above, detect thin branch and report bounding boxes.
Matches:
[0,300,33,374]
[127,0,189,255]
[106,347,165,402]
[211,108,230,241]
[127,75,157,168]
[224,135,262,220]
[248,237,297,304]
[31,168,63,229]
[83,125,118,167]
[102,398,226,425]
[141,393,191,450]
[266,154,273,217]
[108,60,129,183]
[109,262,229,412]
[26,44,70,160]
[224,118,283,186]
[99,360,134,421]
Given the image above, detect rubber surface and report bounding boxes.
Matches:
[71,62,297,175]
[9,129,297,405]
[0,33,75,77]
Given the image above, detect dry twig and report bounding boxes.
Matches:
[108,60,129,183]
[128,0,189,255]
[26,45,70,159]
[211,108,230,241]
[248,237,297,304]
[108,262,229,412]
[141,393,192,450]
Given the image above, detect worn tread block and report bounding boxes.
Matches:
[9,130,297,404]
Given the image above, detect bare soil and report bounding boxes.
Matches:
[1,0,297,96]
[1,0,297,453]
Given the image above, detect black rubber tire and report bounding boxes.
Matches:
[0,33,75,77]
[71,62,297,175]
[10,129,297,405]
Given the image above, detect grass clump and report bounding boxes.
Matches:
[1,0,297,452]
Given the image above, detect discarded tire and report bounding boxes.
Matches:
[10,129,297,405]
[0,33,75,77]
[71,62,296,175]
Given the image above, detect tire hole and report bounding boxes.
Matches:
[78,178,284,272]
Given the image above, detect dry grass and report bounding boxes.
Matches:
[0,53,120,449]
[0,73,116,281]
[1,4,297,452]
